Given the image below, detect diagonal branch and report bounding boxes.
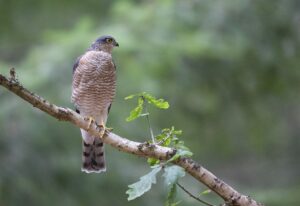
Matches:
[0,69,263,206]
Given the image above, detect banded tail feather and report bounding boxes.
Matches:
[81,130,106,173]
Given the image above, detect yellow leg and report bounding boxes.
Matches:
[98,120,105,138]
[98,120,113,139]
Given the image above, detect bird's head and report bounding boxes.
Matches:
[90,35,119,53]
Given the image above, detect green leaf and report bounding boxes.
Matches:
[174,140,191,152]
[164,166,185,206]
[167,153,180,163]
[167,149,193,163]
[199,189,211,196]
[165,183,177,206]
[177,149,193,157]
[126,97,144,122]
[173,130,182,135]
[163,137,172,147]
[155,132,172,147]
[125,92,169,122]
[163,166,185,186]
[142,92,170,109]
[147,157,160,166]
[126,166,162,201]
[175,144,192,152]
[170,201,181,206]
[155,134,165,141]
[158,127,183,147]
[124,93,138,100]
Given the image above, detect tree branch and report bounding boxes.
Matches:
[0,69,263,206]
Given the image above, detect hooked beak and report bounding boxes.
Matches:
[114,42,119,47]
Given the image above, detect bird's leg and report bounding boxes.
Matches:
[98,120,106,138]
[98,120,113,138]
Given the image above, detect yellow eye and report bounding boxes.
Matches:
[106,38,112,43]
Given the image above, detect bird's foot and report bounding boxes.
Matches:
[98,122,113,138]
[105,126,113,132]
[84,116,95,131]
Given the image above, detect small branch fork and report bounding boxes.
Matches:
[0,69,264,206]
[176,183,215,206]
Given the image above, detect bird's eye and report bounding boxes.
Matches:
[106,38,112,43]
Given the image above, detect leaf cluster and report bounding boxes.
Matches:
[147,127,193,166]
[125,92,193,205]
[126,165,185,206]
[125,92,169,122]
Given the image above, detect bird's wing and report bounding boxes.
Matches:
[72,55,83,95]
[112,59,117,71]
[71,55,89,106]
[72,55,82,74]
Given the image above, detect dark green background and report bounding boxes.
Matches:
[0,0,299,205]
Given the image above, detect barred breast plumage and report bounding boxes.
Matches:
[72,50,116,117]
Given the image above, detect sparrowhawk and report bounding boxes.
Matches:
[71,35,119,173]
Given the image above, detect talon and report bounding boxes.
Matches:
[98,120,113,138]
[105,127,113,132]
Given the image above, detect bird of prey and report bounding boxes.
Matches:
[71,35,119,173]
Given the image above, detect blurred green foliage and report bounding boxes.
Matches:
[0,0,300,205]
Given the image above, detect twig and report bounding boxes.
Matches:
[0,69,264,206]
[142,96,155,143]
[9,67,16,81]
[176,183,216,206]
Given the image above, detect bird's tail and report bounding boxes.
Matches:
[81,132,106,173]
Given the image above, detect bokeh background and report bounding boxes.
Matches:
[0,0,300,205]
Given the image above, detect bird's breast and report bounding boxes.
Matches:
[73,51,117,115]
